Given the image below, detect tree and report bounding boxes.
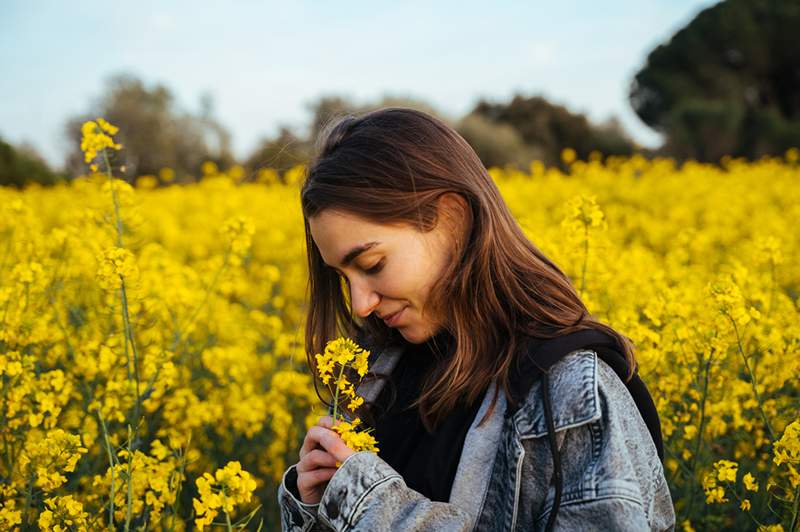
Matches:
[455,112,542,169]
[471,95,636,168]
[64,74,234,181]
[305,94,451,144]
[629,0,800,161]
[243,126,311,180]
[0,138,63,188]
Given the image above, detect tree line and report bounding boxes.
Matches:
[3,0,798,187]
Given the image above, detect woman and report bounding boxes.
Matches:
[277,107,675,531]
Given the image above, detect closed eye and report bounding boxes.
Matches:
[365,259,385,275]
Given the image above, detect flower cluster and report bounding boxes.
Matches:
[37,495,89,531]
[703,459,738,504]
[80,118,122,171]
[91,443,185,526]
[192,461,258,529]
[315,337,379,464]
[773,420,800,468]
[17,429,88,491]
[96,246,140,292]
[315,337,370,413]
[221,215,256,266]
[561,193,607,231]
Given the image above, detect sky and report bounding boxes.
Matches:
[0,0,719,169]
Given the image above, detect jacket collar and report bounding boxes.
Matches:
[512,349,601,438]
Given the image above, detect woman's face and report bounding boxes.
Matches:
[308,199,459,344]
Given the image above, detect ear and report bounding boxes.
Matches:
[436,192,467,222]
[435,192,469,244]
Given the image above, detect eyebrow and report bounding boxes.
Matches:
[338,241,381,268]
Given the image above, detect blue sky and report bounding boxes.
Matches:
[0,0,718,169]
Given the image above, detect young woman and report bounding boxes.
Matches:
[277,107,675,531]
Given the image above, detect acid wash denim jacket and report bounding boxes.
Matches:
[277,345,676,531]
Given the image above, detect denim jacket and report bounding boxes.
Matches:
[277,345,676,531]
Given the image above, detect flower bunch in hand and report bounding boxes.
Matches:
[315,338,379,466]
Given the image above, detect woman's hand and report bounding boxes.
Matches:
[296,415,356,505]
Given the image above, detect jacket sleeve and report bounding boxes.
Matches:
[277,401,336,532]
[314,450,474,531]
[277,463,329,531]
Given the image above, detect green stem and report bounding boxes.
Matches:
[102,150,124,248]
[331,363,347,423]
[683,347,713,523]
[767,259,776,319]
[97,411,117,529]
[22,475,34,529]
[790,484,800,532]
[120,278,141,423]
[729,314,775,440]
[125,424,134,532]
[101,148,143,530]
[226,509,233,532]
[580,223,589,297]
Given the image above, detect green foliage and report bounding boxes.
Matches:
[455,112,542,169]
[470,95,636,169]
[63,74,234,182]
[630,0,800,162]
[243,127,310,180]
[0,137,63,188]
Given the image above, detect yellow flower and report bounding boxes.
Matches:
[37,495,89,531]
[192,461,257,530]
[740,499,751,511]
[743,472,758,492]
[80,118,122,165]
[96,246,140,292]
[774,420,800,467]
[561,147,577,165]
[715,460,738,483]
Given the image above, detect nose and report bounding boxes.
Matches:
[349,278,381,318]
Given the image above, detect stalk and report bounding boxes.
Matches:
[100,149,141,532]
[331,363,347,423]
[729,314,775,440]
[580,223,589,297]
[97,411,117,529]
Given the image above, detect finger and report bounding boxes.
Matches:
[299,426,327,459]
[297,467,338,491]
[317,415,333,428]
[297,449,338,473]
[307,426,354,461]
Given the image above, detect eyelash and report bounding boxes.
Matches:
[332,258,384,277]
[365,259,384,275]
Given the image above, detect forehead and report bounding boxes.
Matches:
[309,210,408,262]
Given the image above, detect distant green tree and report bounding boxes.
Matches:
[630,0,800,161]
[0,138,63,188]
[64,74,234,181]
[305,94,451,144]
[471,95,635,168]
[455,112,542,170]
[243,126,311,180]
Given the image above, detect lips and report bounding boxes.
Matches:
[382,307,406,326]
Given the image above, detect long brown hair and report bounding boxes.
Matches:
[300,107,636,432]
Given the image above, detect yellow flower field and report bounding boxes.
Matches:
[1,130,799,529]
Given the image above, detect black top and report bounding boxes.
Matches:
[371,330,485,503]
